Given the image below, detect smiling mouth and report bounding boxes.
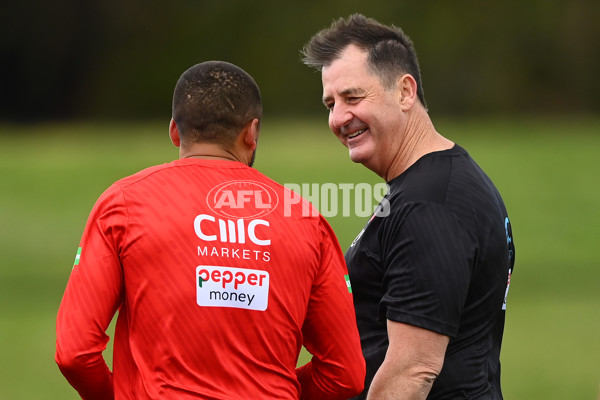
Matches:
[347,128,367,139]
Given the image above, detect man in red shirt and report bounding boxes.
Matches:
[55,61,365,399]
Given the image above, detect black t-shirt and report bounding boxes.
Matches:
[347,145,515,400]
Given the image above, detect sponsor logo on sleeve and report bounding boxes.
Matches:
[74,247,82,267]
[344,274,352,293]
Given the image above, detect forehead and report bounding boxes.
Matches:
[321,45,381,99]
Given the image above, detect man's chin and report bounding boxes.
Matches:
[348,149,367,164]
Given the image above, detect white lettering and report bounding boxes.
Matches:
[302,183,320,216]
[283,184,302,217]
[196,246,270,262]
[339,183,354,217]
[247,220,270,246]
[214,191,236,209]
[355,183,372,217]
[219,219,227,242]
[320,183,337,217]
[194,214,270,246]
[374,183,390,217]
[237,190,253,207]
[282,182,391,218]
[194,215,216,241]
[237,219,245,244]
[254,191,270,209]
[212,189,272,210]
[227,220,236,243]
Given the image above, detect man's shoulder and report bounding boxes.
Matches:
[120,161,179,185]
[389,145,486,205]
[390,152,453,205]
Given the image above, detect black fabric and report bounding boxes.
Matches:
[347,145,515,399]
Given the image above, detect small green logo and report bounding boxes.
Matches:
[344,274,352,293]
[74,247,82,266]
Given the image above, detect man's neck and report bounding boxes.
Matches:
[179,143,241,163]
[383,111,454,181]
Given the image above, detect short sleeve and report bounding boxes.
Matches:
[378,202,475,337]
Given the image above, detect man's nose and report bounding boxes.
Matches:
[329,104,352,130]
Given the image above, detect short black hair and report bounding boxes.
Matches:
[302,14,427,109]
[172,61,262,146]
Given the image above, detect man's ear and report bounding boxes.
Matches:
[397,74,418,111]
[169,118,181,147]
[243,118,260,151]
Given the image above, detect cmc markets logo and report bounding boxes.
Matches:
[206,180,279,219]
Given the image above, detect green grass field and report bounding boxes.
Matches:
[1,116,598,399]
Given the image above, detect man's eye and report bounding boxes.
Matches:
[325,103,334,112]
[347,97,361,103]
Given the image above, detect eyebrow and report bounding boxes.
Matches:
[322,87,366,105]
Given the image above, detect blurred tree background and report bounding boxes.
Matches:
[1,0,598,122]
[2,2,600,398]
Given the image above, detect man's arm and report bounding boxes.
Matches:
[296,216,366,400]
[367,320,449,400]
[55,187,126,399]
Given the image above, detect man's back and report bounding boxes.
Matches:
[56,158,364,399]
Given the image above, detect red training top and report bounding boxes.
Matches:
[56,158,365,400]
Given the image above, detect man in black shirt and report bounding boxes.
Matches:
[301,14,515,399]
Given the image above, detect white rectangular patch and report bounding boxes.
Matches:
[196,265,269,311]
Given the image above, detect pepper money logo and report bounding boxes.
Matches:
[196,265,269,311]
[206,180,279,219]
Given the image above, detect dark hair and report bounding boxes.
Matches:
[172,61,262,146]
[301,13,427,109]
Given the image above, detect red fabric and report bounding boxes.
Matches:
[56,159,364,399]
